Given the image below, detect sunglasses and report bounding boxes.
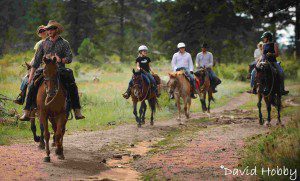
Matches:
[47,26,58,31]
[38,29,46,34]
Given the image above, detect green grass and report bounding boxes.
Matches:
[241,114,300,181]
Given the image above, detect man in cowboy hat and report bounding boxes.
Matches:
[196,43,221,93]
[14,25,48,105]
[20,20,85,121]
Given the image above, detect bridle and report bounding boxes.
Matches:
[168,76,178,95]
[132,73,149,101]
[257,61,275,97]
[43,63,60,106]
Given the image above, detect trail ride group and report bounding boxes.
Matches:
[12,20,289,162]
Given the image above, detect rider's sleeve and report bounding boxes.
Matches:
[63,41,73,64]
[171,54,177,71]
[208,53,213,68]
[195,53,200,68]
[188,54,194,71]
[32,43,44,69]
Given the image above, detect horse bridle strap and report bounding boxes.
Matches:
[44,75,60,101]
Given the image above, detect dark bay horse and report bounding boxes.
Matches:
[36,57,67,162]
[255,61,283,126]
[167,71,192,121]
[194,67,214,113]
[131,69,158,127]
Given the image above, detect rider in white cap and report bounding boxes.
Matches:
[122,45,159,99]
[171,42,197,99]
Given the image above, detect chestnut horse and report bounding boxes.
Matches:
[194,67,214,113]
[255,61,282,126]
[167,71,191,121]
[37,57,67,162]
[131,69,158,128]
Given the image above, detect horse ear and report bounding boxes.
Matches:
[132,69,135,74]
[24,62,31,69]
[168,73,174,78]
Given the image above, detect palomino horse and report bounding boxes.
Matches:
[255,61,282,126]
[131,69,158,127]
[194,67,214,113]
[37,57,67,162]
[167,71,191,121]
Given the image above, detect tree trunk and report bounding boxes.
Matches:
[296,1,300,59]
[119,0,125,62]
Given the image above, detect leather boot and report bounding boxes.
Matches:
[122,87,131,99]
[14,91,26,105]
[74,109,85,120]
[19,110,31,121]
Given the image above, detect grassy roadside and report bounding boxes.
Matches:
[240,84,300,181]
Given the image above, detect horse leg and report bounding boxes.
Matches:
[265,98,271,127]
[133,101,141,127]
[30,118,40,142]
[38,123,45,150]
[55,114,66,160]
[41,115,50,162]
[51,119,57,147]
[276,94,283,126]
[186,97,191,119]
[200,92,207,112]
[257,94,264,125]
[207,90,213,113]
[176,97,181,121]
[183,97,189,119]
[149,98,155,126]
[139,101,146,125]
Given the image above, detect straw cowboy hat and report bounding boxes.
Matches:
[36,25,46,37]
[45,20,64,34]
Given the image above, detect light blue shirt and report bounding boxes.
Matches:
[171,51,194,72]
[196,51,213,68]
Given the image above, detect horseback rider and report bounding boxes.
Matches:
[195,43,221,93]
[248,31,289,95]
[19,20,85,121]
[14,25,48,105]
[122,45,159,99]
[171,42,197,99]
[247,42,263,94]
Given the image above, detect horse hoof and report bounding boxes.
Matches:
[44,156,50,162]
[38,144,45,150]
[58,155,65,160]
[141,121,145,125]
[52,142,56,147]
[137,124,142,128]
[150,121,154,126]
[276,122,284,127]
[265,122,271,127]
[34,136,40,142]
[259,119,264,125]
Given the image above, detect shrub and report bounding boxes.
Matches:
[281,60,299,80]
[77,38,97,64]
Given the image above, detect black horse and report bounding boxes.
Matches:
[131,69,158,127]
[255,61,283,126]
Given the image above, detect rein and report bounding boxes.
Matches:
[44,75,60,106]
[133,74,150,102]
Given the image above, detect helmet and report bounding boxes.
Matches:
[261,31,273,41]
[177,42,186,49]
[138,45,148,52]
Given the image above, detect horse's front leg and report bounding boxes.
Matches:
[30,118,40,143]
[257,94,264,125]
[175,95,181,121]
[50,118,57,147]
[39,122,45,150]
[265,97,271,127]
[186,97,191,119]
[149,98,155,126]
[183,97,189,119]
[207,90,213,113]
[139,101,146,124]
[55,114,66,160]
[41,114,50,162]
[133,101,140,127]
[200,91,207,112]
[276,94,283,126]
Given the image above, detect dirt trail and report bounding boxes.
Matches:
[0,92,292,180]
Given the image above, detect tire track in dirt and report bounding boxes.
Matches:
[0,92,293,180]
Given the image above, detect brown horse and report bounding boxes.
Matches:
[255,61,283,127]
[36,57,67,162]
[194,67,214,113]
[131,69,158,127]
[167,71,191,121]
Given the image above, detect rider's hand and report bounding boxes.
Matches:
[55,54,61,62]
[266,52,273,57]
[190,71,194,74]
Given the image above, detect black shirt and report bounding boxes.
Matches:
[136,56,151,72]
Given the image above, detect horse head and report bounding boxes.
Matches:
[43,57,59,100]
[194,66,206,78]
[132,69,144,98]
[167,72,179,96]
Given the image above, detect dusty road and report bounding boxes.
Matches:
[0,92,294,180]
